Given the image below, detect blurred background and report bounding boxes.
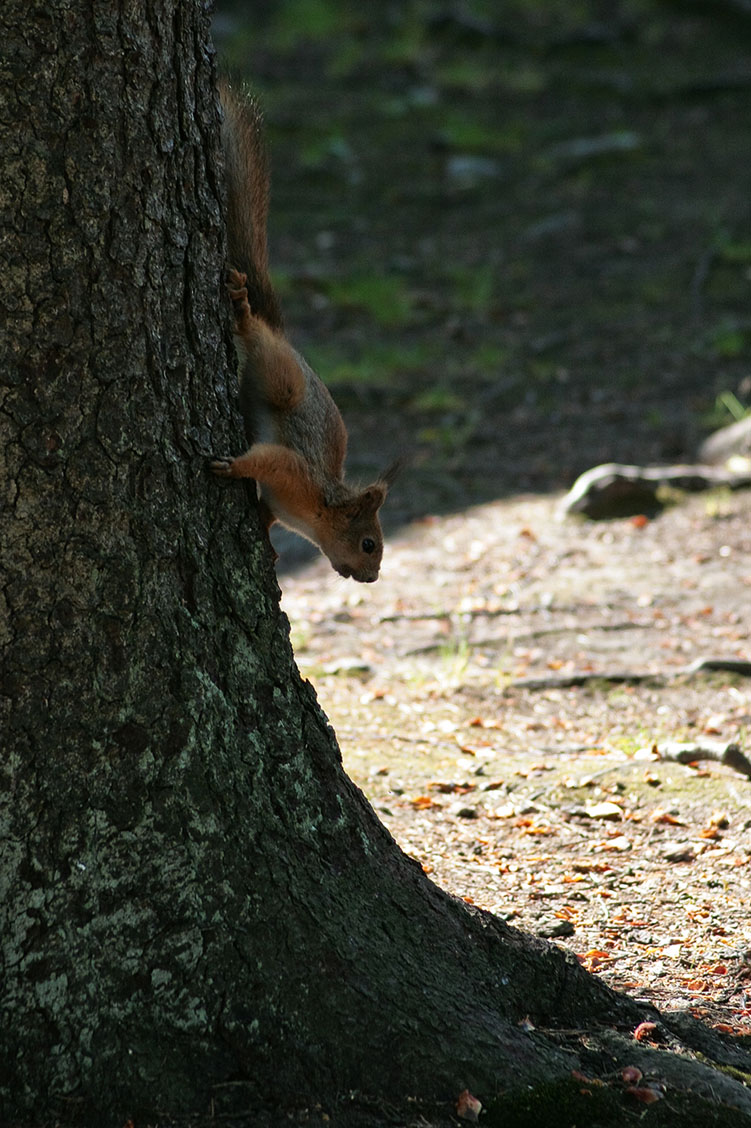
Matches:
[212,0,751,556]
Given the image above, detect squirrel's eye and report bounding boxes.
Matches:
[362,537,376,554]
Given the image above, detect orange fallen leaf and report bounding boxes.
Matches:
[578,949,612,972]
[631,514,649,528]
[633,1021,658,1042]
[428,781,475,794]
[621,1066,643,1084]
[651,809,685,825]
[626,1086,662,1104]
[410,795,440,810]
[456,1088,482,1122]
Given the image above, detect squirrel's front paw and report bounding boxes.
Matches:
[226,269,249,306]
[210,457,235,477]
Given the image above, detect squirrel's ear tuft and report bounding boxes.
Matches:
[379,455,408,488]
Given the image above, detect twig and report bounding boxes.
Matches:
[379,602,609,625]
[506,656,751,692]
[691,245,717,322]
[507,670,656,691]
[655,740,751,779]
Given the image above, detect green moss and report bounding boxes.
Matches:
[485,1076,624,1128]
[267,0,352,48]
[304,340,438,388]
[319,273,416,328]
[438,112,528,155]
[446,262,498,317]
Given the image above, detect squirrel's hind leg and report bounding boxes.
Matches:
[227,269,254,339]
[227,271,305,415]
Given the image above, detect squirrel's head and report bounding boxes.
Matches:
[320,483,387,583]
[319,461,402,582]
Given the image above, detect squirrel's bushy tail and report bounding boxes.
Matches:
[219,80,283,332]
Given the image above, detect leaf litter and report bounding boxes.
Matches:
[282,489,751,1035]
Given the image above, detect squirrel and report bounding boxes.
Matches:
[211,82,399,583]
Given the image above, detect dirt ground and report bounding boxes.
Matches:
[280,485,751,1036]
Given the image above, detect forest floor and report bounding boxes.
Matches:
[281,485,751,1041]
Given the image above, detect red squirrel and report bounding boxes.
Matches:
[211,83,398,583]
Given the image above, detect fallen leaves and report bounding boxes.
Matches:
[410,795,441,810]
[633,1021,658,1043]
[651,808,685,826]
[578,949,613,972]
[456,1088,482,1122]
[625,1084,663,1104]
[569,1065,665,1107]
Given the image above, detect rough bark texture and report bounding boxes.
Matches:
[2,4,751,1127]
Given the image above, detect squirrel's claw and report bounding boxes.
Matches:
[210,457,235,477]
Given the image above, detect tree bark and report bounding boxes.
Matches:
[2,3,751,1126]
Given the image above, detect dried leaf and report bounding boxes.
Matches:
[626,1085,663,1104]
[621,1066,643,1084]
[456,1088,482,1122]
[428,781,475,794]
[651,808,685,826]
[633,1021,658,1042]
[469,716,503,729]
[410,795,440,810]
[578,949,612,972]
[699,826,721,839]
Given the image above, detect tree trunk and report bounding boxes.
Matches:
[2,3,751,1126]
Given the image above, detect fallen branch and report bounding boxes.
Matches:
[654,740,751,779]
[508,670,656,690]
[507,656,751,691]
[560,461,751,519]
